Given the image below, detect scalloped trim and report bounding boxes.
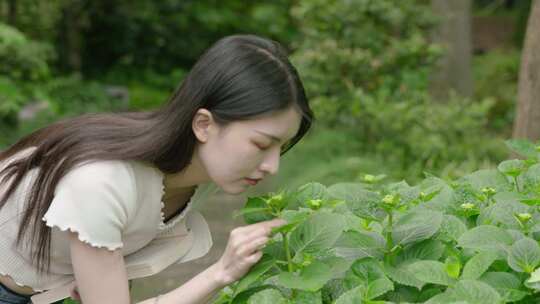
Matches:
[42,215,123,251]
[157,173,199,231]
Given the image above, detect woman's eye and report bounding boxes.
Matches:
[254,143,270,150]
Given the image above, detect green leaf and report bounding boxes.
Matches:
[424,293,465,304]
[349,258,386,282]
[417,177,454,212]
[457,225,513,254]
[334,285,364,304]
[437,215,467,242]
[505,139,538,159]
[528,267,540,283]
[487,200,530,229]
[327,182,367,201]
[365,277,394,300]
[272,209,311,234]
[342,189,383,220]
[446,280,501,304]
[234,255,275,297]
[392,210,443,246]
[242,197,274,224]
[445,256,461,279]
[407,260,455,286]
[320,256,354,278]
[459,169,512,193]
[290,212,345,259]
[523,164,540,190]
[291,182,329,209]
[384,262,425,290]
[498,159,527,178]
[276,260,333,291]
[384,180,420,205]
[247,288,287,304]
[397,239,445,263]
[507,237,540,273]
[292,290,322,304]
[462,251,498,280]
[332,230,386,260]
[481,272,528,302]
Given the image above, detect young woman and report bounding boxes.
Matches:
[0,34,313,304]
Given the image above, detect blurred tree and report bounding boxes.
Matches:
[430,0,473,99]
[0,0,297,76]
[56,0,88,72]
[512,0,540,142]
[7,0,16,25]
[78,0,297,75]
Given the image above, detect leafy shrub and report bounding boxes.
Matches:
[44,74,127,116]
[290,0,440,126]
[0,22,54,127]
[0,22,54,82]
[288,0,505,178]
[473,49,520,134]
[213,140,540,303]
[0,76,26,124]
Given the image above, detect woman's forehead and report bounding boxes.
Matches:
[246,110,301,140]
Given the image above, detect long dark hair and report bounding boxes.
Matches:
[0,34,314,275]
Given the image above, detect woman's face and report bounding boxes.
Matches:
[194,106,302,194]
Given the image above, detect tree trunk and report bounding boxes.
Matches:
[58,1,85,72]
[512,0,540,142]
[430,0,474,100]
[7,0,16,26]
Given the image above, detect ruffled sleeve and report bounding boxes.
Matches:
[42,160,137,251]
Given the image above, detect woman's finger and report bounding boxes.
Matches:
[244,250,264,264]
[236,236,269,256]
[243,218,287,240]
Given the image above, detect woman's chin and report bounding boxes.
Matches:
[219,181,250,195]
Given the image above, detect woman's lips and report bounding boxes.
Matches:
[245,178,261,185]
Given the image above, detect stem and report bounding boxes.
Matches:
[282,232,293,272]
[384,210,395,265]
[386,211,393,252]
[513,176,521,192]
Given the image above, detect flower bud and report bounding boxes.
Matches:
[517,213,532,223]
[382,195,396,205]
[481,187,496,196]
[307,199,322,210]
[460,203,475,210]
[364,174,376,183]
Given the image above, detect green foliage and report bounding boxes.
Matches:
[0,23,54,82]
[0,74,127,149]
[76,0,298,74]
[290,0,439,126]
[288,0,505,178]
[213,140,540,303]
[44,74,125,116]
[0,22,54,128]
[473,49,520,134]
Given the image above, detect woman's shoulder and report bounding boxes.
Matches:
[61,158,161,191]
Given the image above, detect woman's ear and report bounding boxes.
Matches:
[192,108,215,143]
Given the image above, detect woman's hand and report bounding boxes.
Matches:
[211,218,286,286]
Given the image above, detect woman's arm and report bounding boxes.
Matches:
[69,226,223,304]
[68,231,131,304]
[69,218,286,304]
[136,263,225,304]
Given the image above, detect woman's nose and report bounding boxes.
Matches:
[260,149,280,175]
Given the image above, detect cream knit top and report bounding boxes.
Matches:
[0,146,216,292]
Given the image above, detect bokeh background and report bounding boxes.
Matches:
[1,0,539,302]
